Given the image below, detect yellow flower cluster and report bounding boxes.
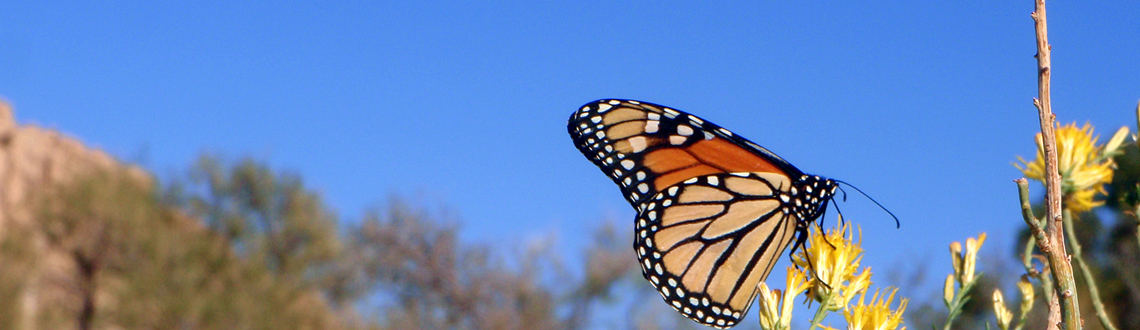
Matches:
[949,233,986,287]
[845,288,908,330]
[942,233,987,329]
[1016,122,1128,212]
[756,221,907,330]
[792,222,873,312]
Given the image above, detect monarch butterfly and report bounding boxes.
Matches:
[568,99,846,328]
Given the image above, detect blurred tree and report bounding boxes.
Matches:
[186,155,342,292]
[35,169,161,330]
[348,198,638,330]
[180,155,347,328]
[26,156,349,330]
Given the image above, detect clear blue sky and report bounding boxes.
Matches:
[3,0,1139,322]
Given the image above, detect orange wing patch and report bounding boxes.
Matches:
[687,138,784,174]
[644,137,786,195]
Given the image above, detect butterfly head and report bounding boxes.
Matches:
[792,175,839,223]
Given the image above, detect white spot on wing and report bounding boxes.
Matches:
[669,135,686,145]
[677,125,694,136]
[629,136,648,153]
[621,159,635,170]
[645,120,660,133]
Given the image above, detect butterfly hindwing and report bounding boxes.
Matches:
[634,172,801,328]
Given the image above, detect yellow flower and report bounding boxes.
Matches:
[948,233,986,285]
[1016,276,1035,324]
[1105,126,1129,159]
[942,274,955,308]
[792,221,871,311]
[757,267,811,330]
[756,284,786,330]
[842,267,873,308]
[844,287,908,330]
[993,290,1013,330]
[1015,122,1117,212]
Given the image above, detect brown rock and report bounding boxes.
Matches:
[0,102,149,330]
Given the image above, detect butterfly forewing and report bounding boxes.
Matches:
[568,100,802,210]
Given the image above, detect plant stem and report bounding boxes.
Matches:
[1030,1,1081,328]
[808,302,828,330]
[1134,203,1140,267]
[1062,210,1118,330]
[1016,179,1054,305]
[943,275,978,330]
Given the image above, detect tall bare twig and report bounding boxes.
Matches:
[1030,1,1082,329]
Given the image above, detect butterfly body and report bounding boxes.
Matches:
[568,99,837,328]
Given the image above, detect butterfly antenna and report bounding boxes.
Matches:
[834,180,900,228]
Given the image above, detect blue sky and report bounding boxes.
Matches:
[3,1,1139,325]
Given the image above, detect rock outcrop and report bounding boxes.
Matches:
[0,101,147,234]
[0,100,148,330]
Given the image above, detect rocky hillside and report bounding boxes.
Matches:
[0,101,148,236]
[0,101,150,329]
